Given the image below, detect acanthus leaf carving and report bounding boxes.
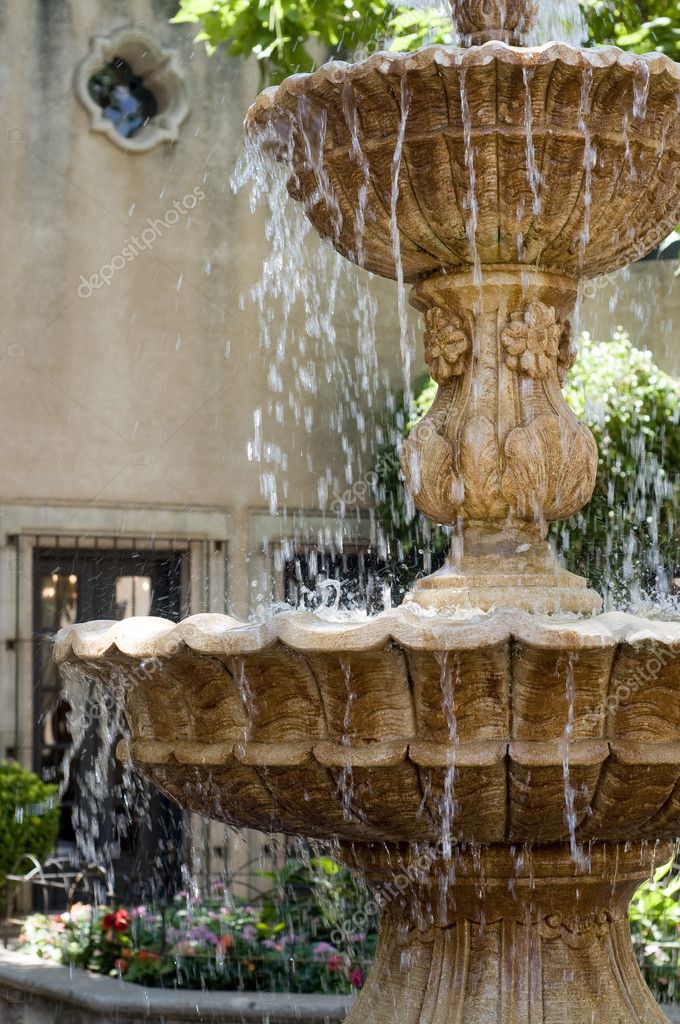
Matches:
[400,414,465,525]
[501,414,598,521]
[458,416,508,519]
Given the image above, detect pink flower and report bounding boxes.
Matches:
[313,942,335,960]
[349,967,363,988]
[327,955,344,972]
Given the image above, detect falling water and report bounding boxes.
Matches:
[390,77,414,403]
[342,81,371,269]
[532,0,586,45]
[233,657,256,757]
[58,663,151,895]
[523,67,541,217]
[577,64,594,272]
[459,68,482,289]
[633,60,651,121]
[233,121,394,611]
[435,651,461,862]
[562,653,590,872]
[622,112,637,180]
[338,658,357,821]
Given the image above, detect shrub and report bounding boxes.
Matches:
[630,860,680,1002]
[557,330,680,606]
[0,760,60,904]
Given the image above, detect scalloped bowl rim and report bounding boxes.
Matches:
[246,40,680,131]
[55,608,680,661]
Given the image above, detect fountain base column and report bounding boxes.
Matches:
[342,842,669,1024]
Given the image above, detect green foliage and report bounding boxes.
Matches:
[172,0,680,85]
[374,333,680,604]
[0,760,60,903]
[580,0,680,56]
[172,0,451,83]
[557,331,680,604]
[20,856,375,992]
[630,860,680,1001]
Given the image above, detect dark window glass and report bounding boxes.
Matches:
[88,57,158,139]
[33,547,185,902]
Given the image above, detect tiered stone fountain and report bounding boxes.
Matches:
[56,1,680,1020]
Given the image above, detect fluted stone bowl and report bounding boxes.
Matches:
[246,42,680,281]
[55,608,680,846]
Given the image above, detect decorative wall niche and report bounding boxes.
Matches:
[75,28,189,153]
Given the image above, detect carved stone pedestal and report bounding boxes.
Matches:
[343,842,670,1024]
[400,267,601,614]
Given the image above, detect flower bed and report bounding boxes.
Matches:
[16,855,680,999]
[18,858,375,993]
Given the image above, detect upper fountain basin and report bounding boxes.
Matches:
[56,607,680,846]
[246,41,680,282]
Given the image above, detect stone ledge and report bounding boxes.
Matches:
[0,950,352,1022]
[1,950,679,1024]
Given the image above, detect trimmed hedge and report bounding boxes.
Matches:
[0,760,60,904]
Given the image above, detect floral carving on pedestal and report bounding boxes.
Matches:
[424,308,470,384]
[502,301,565,380]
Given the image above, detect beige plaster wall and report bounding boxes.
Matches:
[0,0,407,531]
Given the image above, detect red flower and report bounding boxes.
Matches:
[113,958,128,975]
[102,909,130,933]
[138,950,160,963]
[349,967,363,988]
[327,955,344,972]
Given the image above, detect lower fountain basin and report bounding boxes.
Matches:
[55,608,680,846]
